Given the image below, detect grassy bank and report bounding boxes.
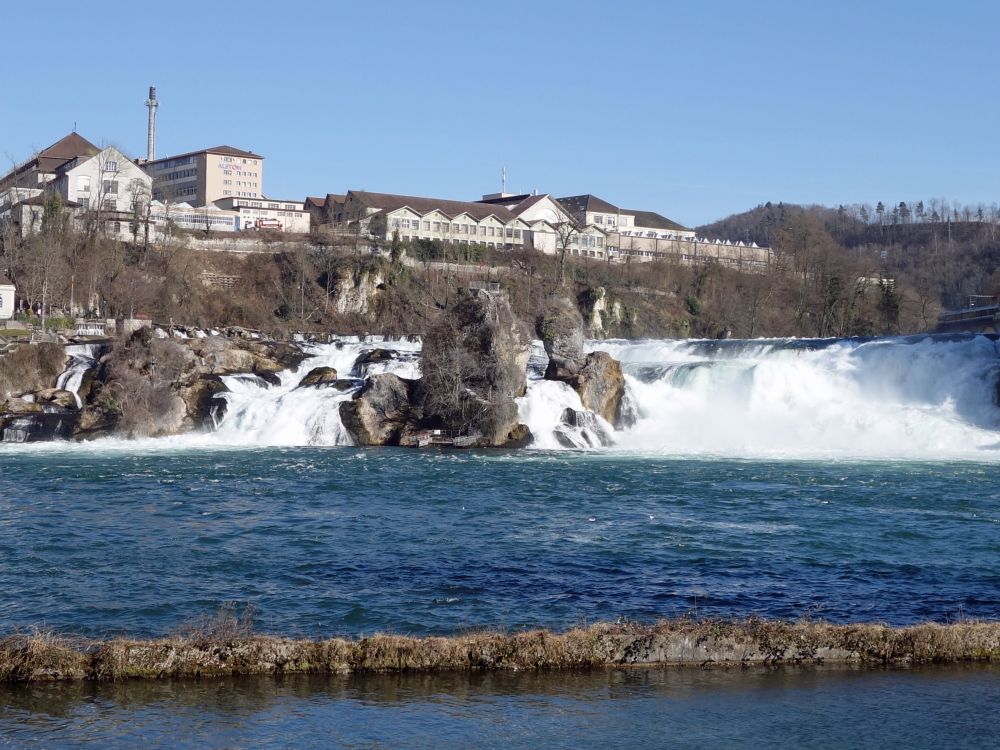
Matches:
[2,618,998,684]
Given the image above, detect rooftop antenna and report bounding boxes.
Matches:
[145,85,159,161]
[501,167,506,195]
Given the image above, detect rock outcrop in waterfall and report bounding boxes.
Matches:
[536,296,632,429]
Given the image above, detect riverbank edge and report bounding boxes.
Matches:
[2,619,998,684]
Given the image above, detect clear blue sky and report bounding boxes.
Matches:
[2,0,997,226]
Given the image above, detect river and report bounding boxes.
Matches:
[1,333,998,745]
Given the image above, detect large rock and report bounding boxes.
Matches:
[332,267,384,315]
[537,296,585,378]
[561,351,628,428]
[1,397,44,415]
[419,289,532,447]
[1,411,76,443]
[73,406,117,440]
[297,367,339,388]
[178,375,230,429]
[339,373,415,446]
[554,407,615,449]
[350,349,396,378]
[35,388,80,410]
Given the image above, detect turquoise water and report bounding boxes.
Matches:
[0,446,997,637]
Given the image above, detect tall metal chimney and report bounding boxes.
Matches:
[145,85,158,161]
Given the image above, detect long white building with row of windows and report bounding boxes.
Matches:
[308,188,771,269]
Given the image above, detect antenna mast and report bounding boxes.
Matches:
[145,85,159,161]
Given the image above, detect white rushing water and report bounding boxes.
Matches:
[18,332,1000,460]
[588,334,1000,459]
[209,336,421,447]
[55,344,105,408]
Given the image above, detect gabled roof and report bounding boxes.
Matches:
[305,196,325,210]
[325,193,346,205]
[509,194,549,215]
[0,132,101,187]
[625,209,690,232]
[349,190,516,222]
[38,132,100,165]
[557,194,620,215]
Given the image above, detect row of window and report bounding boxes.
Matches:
[391,218,521,239]
[399,236,517,249]
[220,156,258,166]
[161,169,196,182]
[154,156,195,170]
[572,234,604,248]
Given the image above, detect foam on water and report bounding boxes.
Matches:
[210,337,421,447]
[8,333,1000,460]
[597,334,1000,459]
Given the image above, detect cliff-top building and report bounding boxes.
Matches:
[143,145,263,207]
[0,132,152,239]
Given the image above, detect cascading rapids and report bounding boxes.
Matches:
[208,336,421,446]
[593,334,1000,459]
[56,344,105,408]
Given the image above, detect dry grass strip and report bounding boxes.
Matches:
[2,618,998,684]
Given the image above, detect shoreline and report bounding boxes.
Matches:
[3,618,998,684]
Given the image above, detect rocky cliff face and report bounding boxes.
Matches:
[416,289,532,447]
[339,373,417,446]
[537,294,633,430]
[537,296,586,379]
[332,268,384,315]
[0,330,310,442]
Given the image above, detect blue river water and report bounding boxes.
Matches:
[1,444,999,746]
[0,446,997,637]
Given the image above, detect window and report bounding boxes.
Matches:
[505,228,513,238]
[461,224,468,234]
[79,197,90,209]
[268,203,278,209]
[103,180,119,195]
[513,229,521,239]
[104,161,118,172]
[489,227,495,236]
[78,176,90,194]
[104,198,116,211]
[594,215,603,224]
[479,226,486,235]
[284,204,295,210]
[433,221,441,231]
[423,221,430,230]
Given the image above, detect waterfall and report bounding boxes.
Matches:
[208,336,421,447]
[55,343,104,408]
[591,334,1000,459]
